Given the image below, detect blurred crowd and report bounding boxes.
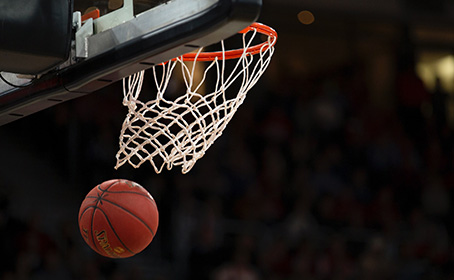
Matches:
[1,29,454,280]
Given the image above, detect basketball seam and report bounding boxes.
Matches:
[83,181,117,257]
[79,206,103,256]
[99,180,136,256]
[86,191,154,202]
[90,208,104,256]
[96,207,136,256]
[100,191,154,201]
[96,180,154,203]
[101,198,156,236]
[98,180,120,192]
[90,182,117,256]
[79,205,95,220]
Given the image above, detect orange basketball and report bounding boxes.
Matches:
[78,179,159,258]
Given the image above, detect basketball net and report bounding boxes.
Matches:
[115,23,277,173]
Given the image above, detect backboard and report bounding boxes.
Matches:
[0,0,261,126]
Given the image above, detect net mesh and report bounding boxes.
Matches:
[115,24,276,173]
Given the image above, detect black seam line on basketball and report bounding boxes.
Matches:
[100,190,154,201]
[95,180,121,206]
[79,205,98,221]
[91,208,104,256]
[96,207,135,255]
[101,198,155,237]
[97,180,121,192]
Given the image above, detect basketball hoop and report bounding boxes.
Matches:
[115,22,277,173]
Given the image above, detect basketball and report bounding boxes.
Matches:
[78,179,159,258]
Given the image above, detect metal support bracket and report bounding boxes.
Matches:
[75,18,94,58]
[94,0,134,33]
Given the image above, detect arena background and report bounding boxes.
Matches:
[1,0,454,279]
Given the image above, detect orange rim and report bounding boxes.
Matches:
[179,22,277,61]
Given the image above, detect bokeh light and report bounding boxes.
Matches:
[298,10,315,25]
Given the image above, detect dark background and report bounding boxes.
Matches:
[2,0,454,279]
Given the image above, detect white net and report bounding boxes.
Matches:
[115,23,276,173]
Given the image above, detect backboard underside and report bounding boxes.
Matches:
[0,0,261,126]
